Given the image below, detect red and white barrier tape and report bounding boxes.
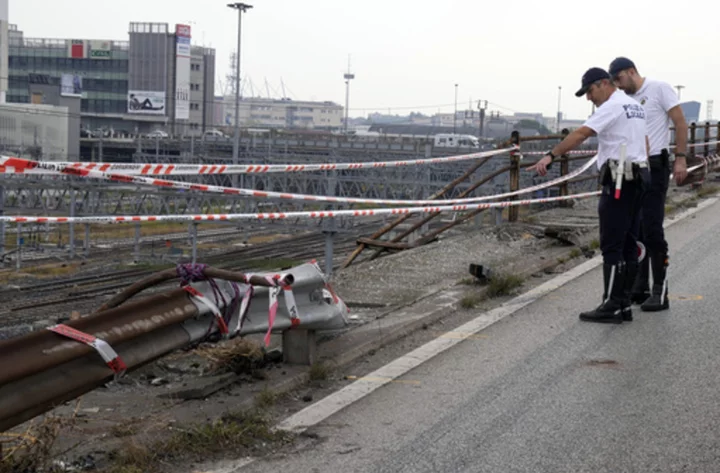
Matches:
[0,191,602,225]
[47,324,127,377]
[522,140,720,156]
[0,147,514,176]
[183,286,230,336]
[235,286,254,335]
[519,150,597,156]
[0,154,597,206]
[243,274,299,347]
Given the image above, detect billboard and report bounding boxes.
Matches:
[68,40,86,59]
[128,91,166,115]
[60,74,83,97]
[89,40,112,59]
[174,24,191,121]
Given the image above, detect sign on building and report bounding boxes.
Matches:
[68,40,86,59]
[89,40,112,59]
[128,91,166,115]
[60,74,83,97]
[174,24,191,121]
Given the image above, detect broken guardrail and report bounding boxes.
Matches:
[0,261,348,432]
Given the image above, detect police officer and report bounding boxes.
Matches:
[609,57,688,312]
[532,67,650,324]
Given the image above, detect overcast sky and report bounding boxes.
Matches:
[10,0,716,121]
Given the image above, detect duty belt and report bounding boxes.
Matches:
[603,159,648,182]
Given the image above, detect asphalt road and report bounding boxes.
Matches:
[238,198,720,473]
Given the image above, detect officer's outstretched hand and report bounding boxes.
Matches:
[530,155,552,177]
[673,156,688,185]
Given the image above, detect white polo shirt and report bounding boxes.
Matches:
[627,78,679,156]
[583,90,648,170]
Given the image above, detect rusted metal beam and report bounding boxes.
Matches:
[97,267,292,313]
[341,154,496,269]
[355,238,412,251]
[366,164,514,262]
[0,289,197,387]
[0,323,190,433]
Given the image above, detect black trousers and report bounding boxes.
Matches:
[598,166,649,265]
[638,152,671,258]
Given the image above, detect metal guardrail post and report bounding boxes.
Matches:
[0,185,5,259]
[717,122,720,155]
[559,128,571,207]
[16,222,21,271]
[84,224,90,257]
[134,222,141,262]
[69,189,76,259]
[704,122,711,157]
[422,144,431,234]
[508,131,521,222]
[191,223,198,264]
[689,122,697,159]
[323,169,338,278]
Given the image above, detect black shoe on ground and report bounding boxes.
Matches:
[641,284,669,312]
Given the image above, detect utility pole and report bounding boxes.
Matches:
[227,2,253,188]
[556,86,562,133]
[343,55,354,133]
[453,83,458,135]
[477,99,487,138]
[675,85,684,101]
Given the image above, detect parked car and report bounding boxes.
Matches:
[146,130,169,139]
[202,128,227,139]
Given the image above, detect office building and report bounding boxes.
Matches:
[219,97,343,130]
[7,21,215,137]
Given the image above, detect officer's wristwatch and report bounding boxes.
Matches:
[545,151,556,162]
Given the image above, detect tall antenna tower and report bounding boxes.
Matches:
[226,52,238,96]
[343,55,355,133]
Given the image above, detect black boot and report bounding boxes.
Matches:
[580,263,626,324]
[622,261,637,321]
[641,253,669,312]
[630,255,650,304]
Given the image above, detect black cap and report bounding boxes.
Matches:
[575,67,611,97]
[608,57,636,77]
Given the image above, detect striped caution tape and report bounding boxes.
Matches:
[521,140,720,156]
[0,154,598,206]
[47,324,127,377]
[0,190,602,225]
[0,147,514,176]
[183,286,230,336]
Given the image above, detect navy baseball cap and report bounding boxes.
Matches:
[608,57,636,78]
[575,67,611,97]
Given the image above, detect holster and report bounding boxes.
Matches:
[599,160,635,186]
[648,149,670,171]
[599,160,649,189]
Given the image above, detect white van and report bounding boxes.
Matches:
[433,133,480,149]
[202,128,227,139]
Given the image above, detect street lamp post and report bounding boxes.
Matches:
[227,2,253,189]
[674,84,684,101]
